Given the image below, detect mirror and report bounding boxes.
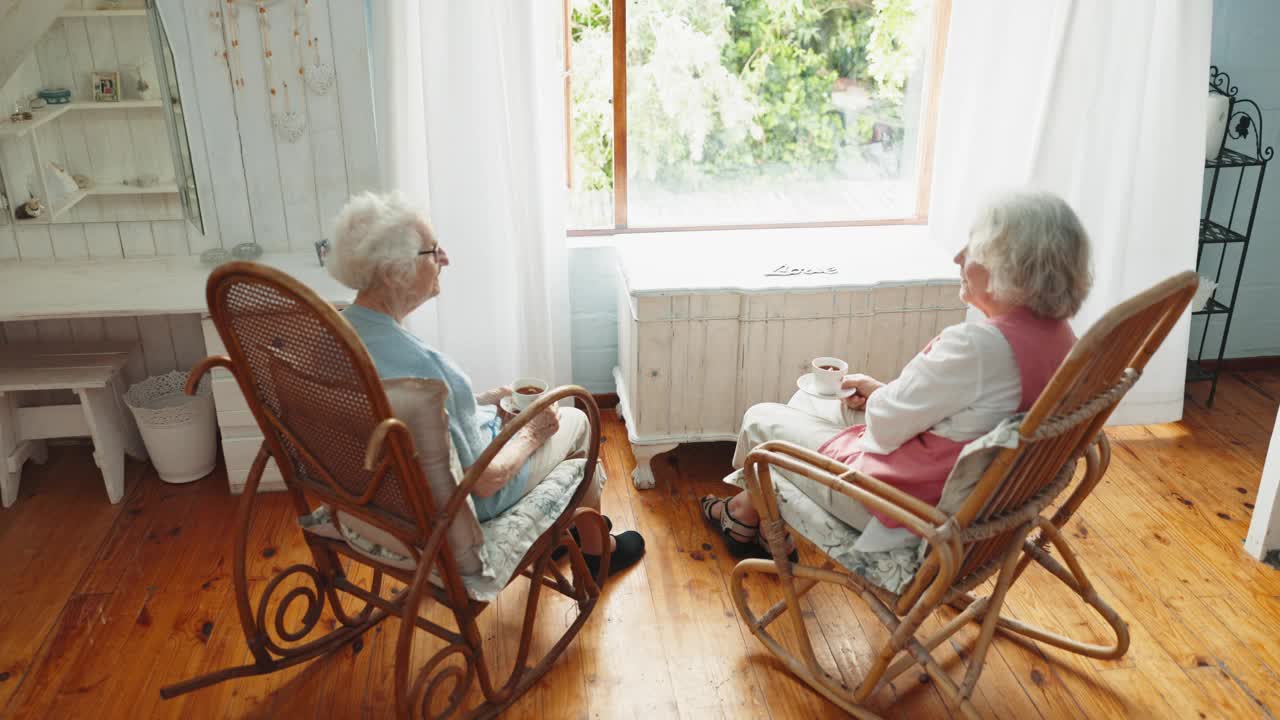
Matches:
[0,1,202,232]
[146,0,203,233]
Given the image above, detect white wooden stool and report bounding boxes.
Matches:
[0,342,147,507]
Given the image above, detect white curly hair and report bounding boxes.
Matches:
[327,191,434,292]
[967,190,1093,320]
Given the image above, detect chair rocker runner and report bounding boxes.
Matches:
[160,262,610,719]
[730,271,1199,719]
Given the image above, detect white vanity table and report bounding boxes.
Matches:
[612,227,967,488]
[0,253,353,493]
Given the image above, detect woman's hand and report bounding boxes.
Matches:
[475,406,560,497]
[842,374,884,411]
[519,406,561,444]
[476,385,512,406]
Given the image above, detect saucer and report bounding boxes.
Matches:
[499,395,521,415]
[796,373,856,399]
[500,394,545,415]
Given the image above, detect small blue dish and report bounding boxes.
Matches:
[37,88,72,105]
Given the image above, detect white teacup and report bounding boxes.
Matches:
[511,377,548,410]
[811,357,847,396]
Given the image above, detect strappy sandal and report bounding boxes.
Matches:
[700,496,798,562]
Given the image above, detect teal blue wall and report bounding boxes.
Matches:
[568,247,620,393]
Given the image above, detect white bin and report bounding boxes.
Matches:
[125,371,217,484]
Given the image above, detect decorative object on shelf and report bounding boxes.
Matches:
[45,162,79,203]
[1191,275,1219,313]
[28,96,47,110]
[313,237,329,266]
[297,0,334,95]
[200,248,231,266]
[37,88,72,105]
[124,173,161,188]
[1206,92,1229,161]
[1188,66,1273,407]
[231,242,264,260]
[92,71,121,102]
[123,63,154,101]
[256,0,306,142]
[8,111,32,123]
[15,196,45,220]
[73,174,92,189]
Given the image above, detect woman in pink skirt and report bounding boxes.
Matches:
[701,190,1092,559]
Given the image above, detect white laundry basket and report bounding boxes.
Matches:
[125,371,217,484]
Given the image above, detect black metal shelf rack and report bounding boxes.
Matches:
[1188,66,1273,407]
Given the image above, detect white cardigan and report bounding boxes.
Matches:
[861,321,1022,456]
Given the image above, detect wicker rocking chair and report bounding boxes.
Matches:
[159,262,610,718]
[731,271,1199,719]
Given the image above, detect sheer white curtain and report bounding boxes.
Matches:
[929,0,1212,424]
[370,1,572,392]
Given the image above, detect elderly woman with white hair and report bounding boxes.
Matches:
[701,190,1093,559]
[328,192,645,577]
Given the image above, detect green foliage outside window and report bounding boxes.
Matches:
[570,0,925,194]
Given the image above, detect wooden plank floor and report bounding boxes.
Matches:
[2,371,1280,718]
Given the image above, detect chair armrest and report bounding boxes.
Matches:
[364,385,603,531]
[185,355,235,394]
[742,440,949,539]
[456,385,601,503]
[745,441,966,613]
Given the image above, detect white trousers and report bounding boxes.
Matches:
[521,406,598,498]
[731,391,873,531]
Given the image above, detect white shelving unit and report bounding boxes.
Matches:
[13,182,180,224]
[0,101,164,139]
[0,98,174,223]
[0,0,200,231]
[69,100,163,110]
[58,10,149,18]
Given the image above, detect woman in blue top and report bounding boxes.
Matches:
[327,192,644,578]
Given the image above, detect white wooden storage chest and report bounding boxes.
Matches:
[612,228,967,488]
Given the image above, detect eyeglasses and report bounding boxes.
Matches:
[417,247,442,259]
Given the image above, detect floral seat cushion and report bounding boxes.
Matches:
[302,458,592,602]
[724,414,1027,594]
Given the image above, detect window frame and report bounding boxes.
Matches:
[564,0,953,236]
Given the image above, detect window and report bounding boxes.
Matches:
[565,0,951,233]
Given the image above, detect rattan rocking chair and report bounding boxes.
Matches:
[731,271,1199,719]
[159,262,610,719]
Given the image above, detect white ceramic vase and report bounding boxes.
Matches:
[1206,92,1230,161]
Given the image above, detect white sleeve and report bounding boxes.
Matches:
[860,324,985,455]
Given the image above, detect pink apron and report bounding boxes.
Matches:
[817,307,1076,529]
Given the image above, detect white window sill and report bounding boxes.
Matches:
[573,223,960,295]
[567,222,929,250]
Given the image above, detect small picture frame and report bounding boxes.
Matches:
[92,71,120,102]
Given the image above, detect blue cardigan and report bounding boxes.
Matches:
[342,304,527,519]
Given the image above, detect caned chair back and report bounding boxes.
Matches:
[204,262,435,556]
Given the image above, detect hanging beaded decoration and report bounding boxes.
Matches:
[299,0,334,95]
[257,1,306,143]
[209,0,224,59]
[221,0,246,91]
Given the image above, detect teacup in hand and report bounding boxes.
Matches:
[511,377,549,410]
[811,357,848,396]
